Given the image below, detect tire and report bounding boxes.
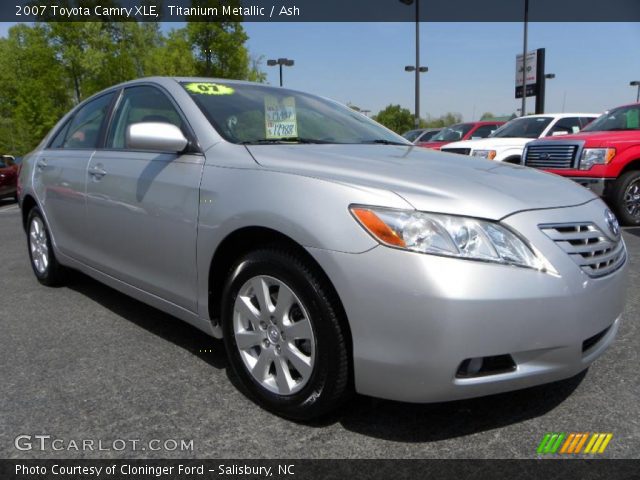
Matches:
[221,248,350,421]
[26,207,65,286]
[611,170,640,226]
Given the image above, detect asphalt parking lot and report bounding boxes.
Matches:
[1,198,638,459]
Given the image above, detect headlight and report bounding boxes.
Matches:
[579,148,616,170]
[472,150,497,160]
[350,206,548,270]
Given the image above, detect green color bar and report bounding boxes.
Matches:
[537,433,552,454]
[543,434,559,453]
[550,433,566,453]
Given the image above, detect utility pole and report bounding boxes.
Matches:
[521,0,529,116]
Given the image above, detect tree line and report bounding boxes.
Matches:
[0,21,265,156]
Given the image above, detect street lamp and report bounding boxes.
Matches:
[631,81,640,103]
[545,73,556,80]
[399,0,427,128]
[267,58,294,87]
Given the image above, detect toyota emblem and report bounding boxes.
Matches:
[605,209,620,237]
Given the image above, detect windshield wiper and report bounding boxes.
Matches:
[361,139,410,146]
[241,137,333,145]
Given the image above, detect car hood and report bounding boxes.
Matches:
[442,137,534,151]
[246,144,595,220]
[535,130,640,148]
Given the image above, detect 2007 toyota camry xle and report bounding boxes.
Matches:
[18,77,627,420]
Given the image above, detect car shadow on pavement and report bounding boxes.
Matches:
[335,371,586,442]
[0,198,18,207]
[66,271,228,370]
[66,270,587,442]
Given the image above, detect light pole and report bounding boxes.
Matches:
[520,0,529,117]
[267,58,294,87]
[537,73,555,114]
[399,0,427,128]
[631,81,640,103]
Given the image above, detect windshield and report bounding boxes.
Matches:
[582,105,640,132]
[431,123,474,142]
[490,117,553,139]
[402,130,423,142]
[181,81,408,145]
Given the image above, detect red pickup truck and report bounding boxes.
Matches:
[522,103,640,225]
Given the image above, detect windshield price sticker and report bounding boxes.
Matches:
[184,82,235,95]
[265,96,298,139]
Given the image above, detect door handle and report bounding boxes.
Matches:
[88,164,107,179]
[36,159,48,170]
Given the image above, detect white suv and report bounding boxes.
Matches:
[441,113,599,164]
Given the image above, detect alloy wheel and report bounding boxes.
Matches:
[624,180,640,219]
[233,275,316,395]
[29,216,49,274]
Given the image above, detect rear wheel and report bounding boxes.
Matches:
[27,207,65,286]
[221,248,350,420]
[612,170,640,226]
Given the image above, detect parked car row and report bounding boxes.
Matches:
[441,114,598,163]
[418,121,504,150]
[411,106,640,225]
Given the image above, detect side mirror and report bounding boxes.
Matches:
[126,122,188,152]
[551,130,569,136]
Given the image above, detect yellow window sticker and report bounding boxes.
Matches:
[184,82,235,95]
[265,96,298,139]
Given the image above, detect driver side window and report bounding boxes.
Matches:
[547,117,581,136]
[107,86,184,149]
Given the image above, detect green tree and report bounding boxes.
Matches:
[0,16,265,155]
[480,112,496,120]
[146,28,197,76]
[374,105,415,133]
[0,24,69,155]
[423,112,463,128]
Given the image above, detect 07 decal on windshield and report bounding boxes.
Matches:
[184,82,235,95]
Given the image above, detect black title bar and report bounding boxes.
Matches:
[1,459,640,480]
[6,0,640,22]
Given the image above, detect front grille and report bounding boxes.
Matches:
[442,148,471,156]
[540,223,626,278]
[524,144,578,169]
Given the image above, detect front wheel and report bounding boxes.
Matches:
[26,207,65,286]
[611,170,640,226]
[221,248,350,420]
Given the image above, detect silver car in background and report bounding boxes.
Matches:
[19,77,627,420]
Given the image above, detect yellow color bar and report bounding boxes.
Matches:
[598,434,613,453]
[584,434,599,453]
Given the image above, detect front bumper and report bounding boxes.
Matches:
[567,177,614,197]
[307,199,627,403]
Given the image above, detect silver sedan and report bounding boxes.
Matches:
[18,77,628,420]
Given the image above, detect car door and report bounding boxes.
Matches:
[33,92,116,260]
[85,85,204,312]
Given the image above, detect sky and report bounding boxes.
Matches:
[1,21,639,121]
